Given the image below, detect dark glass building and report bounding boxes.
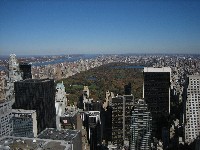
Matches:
[143,67,171,139]
[19,63,32,80]
[13,79,56,134]
[111,95,134,147]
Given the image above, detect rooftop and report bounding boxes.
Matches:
[16,78,54,83]
[0,136,72,150]
[12,109,36,114]
[37,128,80,142]
[144,67,171,73]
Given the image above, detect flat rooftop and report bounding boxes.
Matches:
[0,136,72,150]
[16,78,54,83]
[37,128,80,142]
[61,109,78,118]
[144,67,171,72]
[12,109,36,114]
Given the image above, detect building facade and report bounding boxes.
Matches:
[184,75,200,144]
[0,100,13,137]
[143,67,171,138]
[5,54,22,104]
[19,63,32,80]
[12,109,37,137]
[13,79,56,134]
[130,99,152,150]
[111,95,134,147]
[55,82,67,130]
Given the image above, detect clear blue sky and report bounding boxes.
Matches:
[0,0,200,55]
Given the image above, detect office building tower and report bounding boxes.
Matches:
[184,75,200,144]
[0,100,13,137]
[13,79,56,134]
[0,71,6,101]
[83,111,102,150]
[55,82,67,130]
[19,63,32,80]
[130,99,152,150]
[124,82,132,95]
[5,54,22,104]
[12,109,37,137]
[111,95,134,147]
[143,67,171,138]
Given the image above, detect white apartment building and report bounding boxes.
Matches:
[185,75,200,144]
[0,100,13,137]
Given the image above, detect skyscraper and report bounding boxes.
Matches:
[111,95,134,147]
[0,100,13,137]
[143,67,171,139]
[13,79,56,134]
[5,54,22,104]
[19,63,32,80]
[12,109,37,137]
[130,99,152,150]
[184,75,200,144]
[55,82,67,130]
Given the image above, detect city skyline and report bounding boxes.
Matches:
[0,0,200,55]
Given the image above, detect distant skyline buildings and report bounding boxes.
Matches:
[0,1,200,55]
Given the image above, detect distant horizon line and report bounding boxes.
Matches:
[0,52,200,57]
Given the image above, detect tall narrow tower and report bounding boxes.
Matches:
[130,99,152,150]
[5,54,22,104]
[184,75,200,144]
[143,67,171,139]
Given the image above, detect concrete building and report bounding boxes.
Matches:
[12,109,37,137]
[37,128,82,150]
[83,111,102,150]
[130,99,152,150]
[143,67,171,139]
[0,100,13,137]
[0,71,6,101]
[55,82,67,130]
[0,136,73,150]
[13,79,56,134]
[184,75,200,144]
[111,95,134,147]
[60,108,82,130]
[5,54,22,104]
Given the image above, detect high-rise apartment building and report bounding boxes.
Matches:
[143,67,171,138]
[55,82,67,130]
[184,75,200,144]
[13,79,56,134]
[111,95,134,147]
[5,54,22,104]
[0,100,13,137]
[130,99,152,150]
[12,109,37,137]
